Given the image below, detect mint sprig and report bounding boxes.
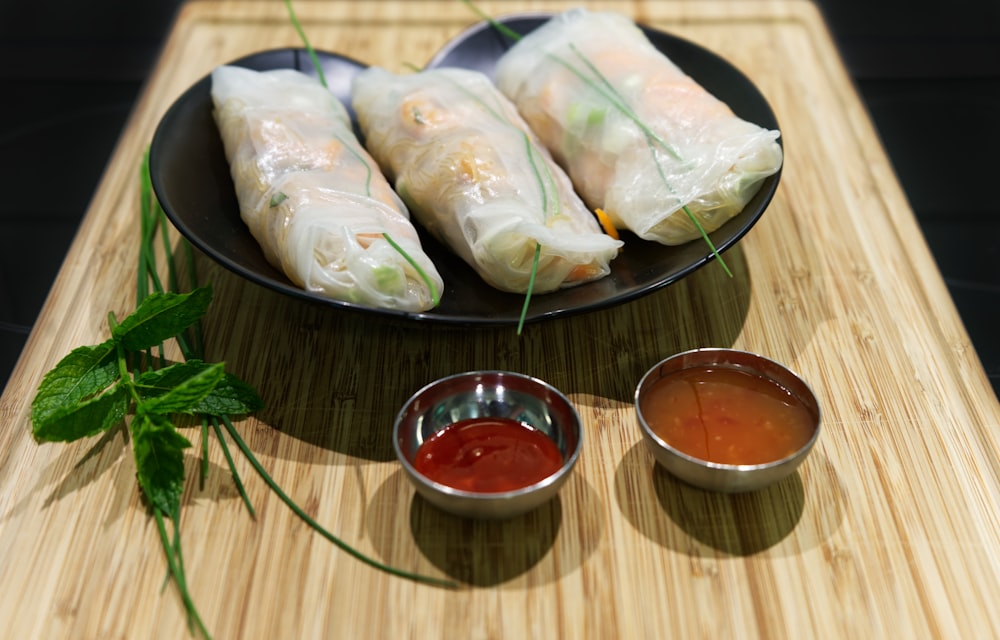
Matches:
[30,286,250,638]
[29,307,251,451]
[31,288,253,448]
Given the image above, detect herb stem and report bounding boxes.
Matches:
[563,45,680,160]
[154,507,211,640]
[219,414,458,588]
[182,242,204,357]
[381,233,440,308]
[642,136,733,277]
[110,322,146,407]
[517,243,541,336]
[159,209,180,295]
[523,133,558,222]
[200,418,210,487]
[462,0,523,41]
[211,417,256,518]
[553,47,729,274]
[139,151,155,302]
[283,0,327,88]
[472,4,732,275]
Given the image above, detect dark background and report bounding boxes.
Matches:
[1,1,998,396]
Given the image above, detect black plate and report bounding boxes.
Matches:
[150,16,780,327]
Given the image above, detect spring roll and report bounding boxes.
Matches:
[351,66,623,294]
[211,65,443,312]
[494,9,784,245]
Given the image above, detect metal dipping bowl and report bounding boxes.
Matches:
[635,348,821,493]
[393,371,582,519]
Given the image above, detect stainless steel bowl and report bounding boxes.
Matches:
[635,348,820,493]
[393,371,582,519]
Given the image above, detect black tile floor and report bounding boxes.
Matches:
[1,1,998,398]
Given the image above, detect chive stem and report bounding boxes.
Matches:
[381,233,440,308]
[139,151,154,302]
[522,133,558,222]
[517,243,541,335]
[159,206,179,294]
[219,415,458,588]
[332,131,374,198]
[183,242,204,356]
[462,0,523,41]
[211,417,256,517]
[469,4,732,275]
[283,0,327,88]
[200,419,210,487]
[154,507,211,640]
[683,204,733,277]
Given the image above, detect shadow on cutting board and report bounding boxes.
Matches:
[614,442,847,556]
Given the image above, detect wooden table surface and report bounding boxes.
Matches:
[3,1,1000,638]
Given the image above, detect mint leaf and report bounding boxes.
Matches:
[139,361,225,416]
[135,361,262,416]
[31,340,118,427]
[33,384,130,442]
[134,360,214,397]
[132,412,191,517]
[112,287,212,352]
[192,373,264,416]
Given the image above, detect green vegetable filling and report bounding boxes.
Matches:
[373,265,402,291]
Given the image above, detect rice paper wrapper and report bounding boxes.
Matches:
[211,65,442,312]
[494,9,783,245]
[351,66,623,294]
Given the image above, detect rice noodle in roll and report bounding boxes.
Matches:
[211,65,442,312]
[494,8,783,246]
[351,66,623,295]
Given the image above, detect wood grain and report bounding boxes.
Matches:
[2,1,999,638]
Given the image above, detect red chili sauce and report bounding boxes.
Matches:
[413,417,564,493]
[640,366,815,465]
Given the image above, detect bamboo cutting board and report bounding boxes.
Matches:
[2,1,1000,638]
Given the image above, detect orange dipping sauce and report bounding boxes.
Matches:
[640,366,815,465]
[413,417,564,493]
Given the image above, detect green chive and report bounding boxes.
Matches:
[219,414,457,588]
[382,233,440,308]
[517,243,542,335]
[462,0,524,41]
[211,417,256,517]
[154,508,210,639]
[283,0,327,89]
[466,2,732,275]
